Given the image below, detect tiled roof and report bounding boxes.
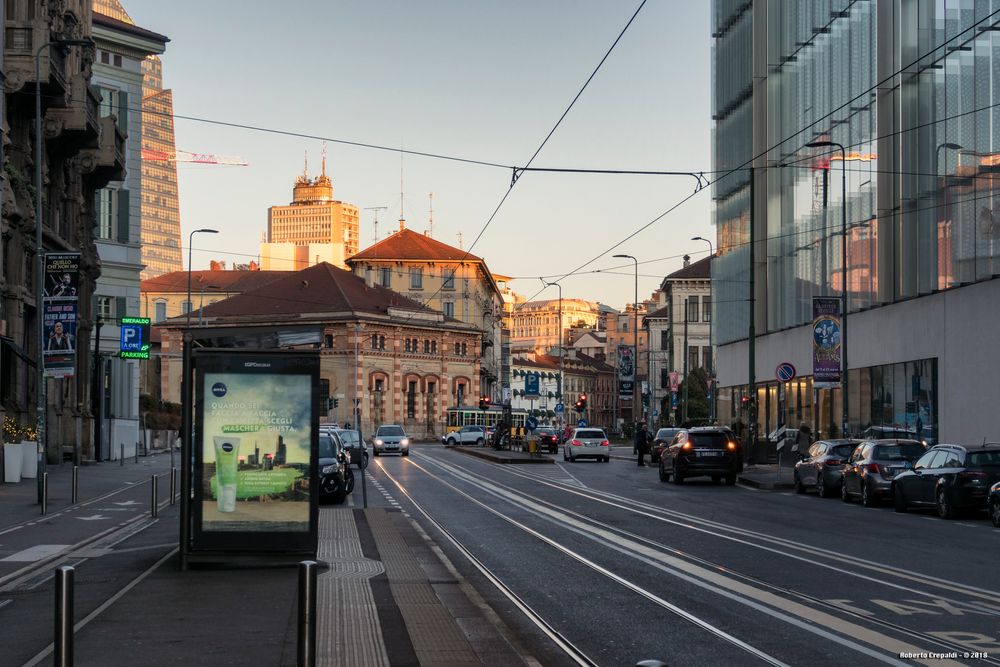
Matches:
[575,352,615,373]
[141,270,293,295]
[512,355,560,370]
[664,255,712,281]
[165,262,450,323]
[93,12,170,44]
[645,305,671,319]
[348,228,484,263]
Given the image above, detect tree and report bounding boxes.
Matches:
[679,367,710,424]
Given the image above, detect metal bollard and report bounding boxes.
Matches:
[41,472,49,516]
[55,565,74,667]
[134,444,138,464]
[151,474,158,518]
[170,467,177,505]
[120,444,124,466]
[71,466,79,504]
[297,560,318,667]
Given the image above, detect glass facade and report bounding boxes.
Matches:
[713,0,1000,345]
[141,56,182,280]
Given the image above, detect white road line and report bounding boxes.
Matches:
[0,545,70,563]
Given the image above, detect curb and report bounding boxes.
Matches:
[737,475,796,490]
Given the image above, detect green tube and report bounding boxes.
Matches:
[213,436,240,512]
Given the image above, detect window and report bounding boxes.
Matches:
[97,296,113,321]
[404,339,411,352]
[442,269,455,290]
[686,296,699,322]
[702,346,712,373]
[455,342,460,355]
[660,330,670,351]
[372,334,379,350]
[688,345,698,371]
[379,336,385,350]
[379,267,391,288]
[702,296,711,322]
[410,267,423,289]
[407,381,417,418]
[431,341,437,354]
[423,340,430,354]
[324,334,333,348]
[461,342,467,356]
[374,378,384,393]
[443,302,454,318]
[457,383,466,404]
[660,368,669,389]
[154,301,167,323]
[96,188,129,242]
[182,300,192,315]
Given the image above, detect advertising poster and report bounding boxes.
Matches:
[43,253,80,299]
[42,253,80,378]
[618,345,634,399]
[193,351,319,553]
[812,297,842,388]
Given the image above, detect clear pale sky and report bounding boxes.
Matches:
[125,0,713,309]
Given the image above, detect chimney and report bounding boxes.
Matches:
[399,217,406,232]
[364,266,374,288]
[683,254,690,268]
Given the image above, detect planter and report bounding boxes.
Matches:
[20,441,38,479]
[3,443,23,483]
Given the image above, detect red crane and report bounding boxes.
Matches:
[142,149,248,166]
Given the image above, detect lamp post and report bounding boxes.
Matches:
[539,279,563,425]
[806,140,848,438]
[691,236,715,422]
[613,254,639,427]
[186,229,218,328]
[35,38,92,500]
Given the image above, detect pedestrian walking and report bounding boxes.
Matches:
[635,423,649,467]
[793,422,812,457]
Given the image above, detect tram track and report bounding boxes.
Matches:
[391,451,991,666]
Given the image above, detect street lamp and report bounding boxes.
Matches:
[692,236,715,422]
[186,229,218,328]
[806,140,848,438]
[613,254,639,428]
[539,278,563,420]
[35,38,93,500]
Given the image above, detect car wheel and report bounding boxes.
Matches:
[447,438,457,446]
[672,461,684,485]
[659,462,669,482]
[861,481,877,508]
[793,472,805,494]
[725,474,737,486]
[373,449,380,457]
[345,469,355,494]
[476,438,484,446]
[936,488,956,520]
[893,484,907,513]
[711,475,722,485]
[817,474,831,498]
[332,486,347,504]
[841,480,852,503]
[991,498,1000,528]
[402,449,410,457]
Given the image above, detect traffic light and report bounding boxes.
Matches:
[333,398,340,408]
[479,395,492,411]
[574,393,587,413]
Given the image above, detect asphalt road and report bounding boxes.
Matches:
[366,442,1000,667]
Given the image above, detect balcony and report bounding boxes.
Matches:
[3,21,70,95]
[44,74,101,147]
[79,116,126,188]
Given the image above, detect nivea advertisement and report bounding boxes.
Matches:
[198,367,313,533]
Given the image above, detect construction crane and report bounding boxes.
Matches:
[142,149,249,166]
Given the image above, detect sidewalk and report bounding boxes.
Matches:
[64,507,537,667]
[737,463,797,490]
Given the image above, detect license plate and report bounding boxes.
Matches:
[696,451,720,457]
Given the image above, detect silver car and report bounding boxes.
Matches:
[372,425,410,457]
[562,428,610,463]
[794,439,861,497]
[841,439,926,507]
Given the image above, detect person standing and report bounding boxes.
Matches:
[635,423,649,467]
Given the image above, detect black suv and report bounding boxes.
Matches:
[659,427,742,485]
[892,443,1000,518]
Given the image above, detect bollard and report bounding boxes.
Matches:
[170,467,177,505]
[297,560,318,667]
[151,474,158,518]
[134,444,138,464]
[71,466,79,504]
[120,444,124,467]
[54,565,74,667]
[41,472,49,516]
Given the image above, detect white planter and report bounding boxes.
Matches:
[3,443,23,483]
[20,441,38,479]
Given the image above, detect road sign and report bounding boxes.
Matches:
[671,393,678,409]
[526,416,538,431]
[524,372,540,397]
[577,419,587,428]
[554,403,564,413]
[776,362,796,382]
[119,316,152,360]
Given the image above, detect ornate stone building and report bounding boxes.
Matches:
[1,1,126,460]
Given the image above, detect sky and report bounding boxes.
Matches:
[124,0,713,310]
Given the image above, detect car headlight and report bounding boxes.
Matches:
[400,438,409,446]
[321,464,338,474]
[375,439,383,445]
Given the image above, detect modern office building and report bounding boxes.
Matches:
[261,155,360,270]
[712,1,1000,449]
[91,1,168,459]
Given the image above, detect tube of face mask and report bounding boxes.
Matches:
[213,436,240,512]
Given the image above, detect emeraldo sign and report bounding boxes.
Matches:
[119,317,152,359]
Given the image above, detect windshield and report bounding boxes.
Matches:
[689,433,729,448]
[337,430,359,445]
[873,442,925,461]
[656,429,679,440]
[575,430,606,439]
[319,435,338,459]
[377,426,405,436]
[830,444,856,458]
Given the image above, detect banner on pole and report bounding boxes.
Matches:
[617,345,634,399]
[43,253,80,378]
[812,297,841,388]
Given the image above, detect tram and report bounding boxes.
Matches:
[444,405,528,434]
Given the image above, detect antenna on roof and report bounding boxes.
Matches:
[427,192,434,238]
[303,150,308,180]
[321,142,327,178]
[456,231,464,250]
[398,143,406,231]
[366,206,388,244]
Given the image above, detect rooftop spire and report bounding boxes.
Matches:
[321,142,327,178]
[303,150,308,180]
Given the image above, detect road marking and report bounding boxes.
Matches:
[113,500,140,506]
[75,515,109,521]
[0,545,70,563]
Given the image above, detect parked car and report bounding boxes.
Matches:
[334,428,367,469]
[562,428,611,462]
[659,427,742,485]
[793,439,861,497]
[841,439,926,507]
[373,425,410,456]
[650,427,681,463]
[535,428,559,454]
[989,481,1000,528]
[319,431,353,504]
[442,425,487,446]
[891,444,1000,518]
[861,425,920,442]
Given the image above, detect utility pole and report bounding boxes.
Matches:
[365,206,388,244]
[748,167,757,463]
[682,299,689,424]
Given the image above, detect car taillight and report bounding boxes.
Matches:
[601,440,610,447]
[959,470,988,483]
[727,441,736,451]
[571,439,582,447]
[682,442,692,450]
[825,459,843,466]
[865,463,880,474]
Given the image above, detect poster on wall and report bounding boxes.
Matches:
[192,350,319,554]
[42,253,80,378]
[812,297,841,388]
[618,345,634,399]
